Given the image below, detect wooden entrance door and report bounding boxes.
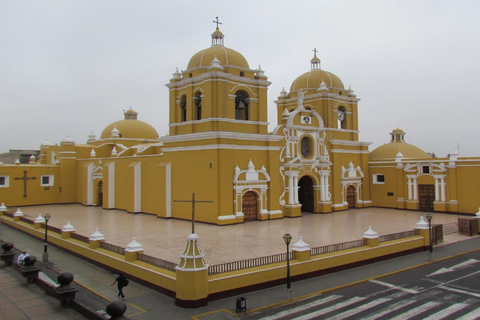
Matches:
[419,184,435,212]
[97,181,103,206]
[346,185,356,208]
[298,176,314,212]
[242,191,257,221]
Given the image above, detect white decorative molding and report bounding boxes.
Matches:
[125,237,144,252]
[363,226,379,239]
[62,221,76,232]
[415,216,429,229]
[89,228,105,241]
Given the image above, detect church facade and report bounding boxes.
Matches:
[1,26,479,223]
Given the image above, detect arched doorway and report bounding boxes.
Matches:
[242,191,258,221]
[419,184,435,212]
[97,181,103,206]
[298,176,314,212]
[346,185,356,208]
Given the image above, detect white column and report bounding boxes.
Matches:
[288,175,294,204]
[413,177,418,200]
[434,177,440,202]
[439,175,446,202]
[321,172,327,201]
[133,162,141,213]
[86,163,94,205]
[293,175,299,204]
[107,162,115,209]
[441,178,446,202]
[324,173,331,201]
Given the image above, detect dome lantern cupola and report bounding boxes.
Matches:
[124,107,138,120]
[311,48,321,70]
[211,17,224,46]
[390,128,406,143]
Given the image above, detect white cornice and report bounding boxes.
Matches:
[166,71,271,90]
[330,149,370,154]
[161,131,283,143]
[162,144,282,152]
[168,117,269,128]
[329,139,371,147]
[275,93,360,105]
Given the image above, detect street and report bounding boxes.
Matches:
[239,251,480,320]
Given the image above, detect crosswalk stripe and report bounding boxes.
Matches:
[332,298,391,320]
[439,285,480,298]
[455,306,480,320]
[369,279,419,294]
[290,297,366,320]
[359,299,417,320]
[389,301,442,320]
[422,303,470,320]
[258,295,342,320]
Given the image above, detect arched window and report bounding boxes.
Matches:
[180,95,187,122]
[240,71,245,77]
[235,90,249,120]
[301,136,312,158]
[337,106,347,129]
[194,92,202,120]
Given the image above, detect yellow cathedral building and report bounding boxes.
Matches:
[1,26,480,223]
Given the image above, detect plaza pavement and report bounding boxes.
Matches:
[0,205,476,319]
[8,204,465,265]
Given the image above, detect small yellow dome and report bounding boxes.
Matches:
[187,46,249,70]
[101,110,158,140]
[370,128,430,160]
[290,69,344,93]
[370,143,430,160]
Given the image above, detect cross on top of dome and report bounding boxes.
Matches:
[311,48,321,70]
[211,17,224,46]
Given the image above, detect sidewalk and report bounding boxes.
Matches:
[1,223,479,320]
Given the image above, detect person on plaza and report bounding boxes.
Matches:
[111,273,128,300]
[17,251,29,265]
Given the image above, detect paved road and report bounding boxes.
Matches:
[239,251,480,320]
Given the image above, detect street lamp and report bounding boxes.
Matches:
[283,233,292,290]
[43,213,51,263]
[426,213,433,255]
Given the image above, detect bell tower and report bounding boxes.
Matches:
[166,23,271,136]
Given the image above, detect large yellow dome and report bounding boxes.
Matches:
[186,27,249,70]
[370,128,430,160]
[100,109,159,140]
[187,46,249,70]
[290,69,344,92]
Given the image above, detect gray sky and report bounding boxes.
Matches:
[1,0,479,157]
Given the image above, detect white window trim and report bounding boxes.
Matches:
[373,174,385,184]
[0,176,10,188]
[40,175,54,187]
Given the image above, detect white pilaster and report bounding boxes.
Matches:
[107,162,115,209]
[133,162,141,213]
[86,163,94,205]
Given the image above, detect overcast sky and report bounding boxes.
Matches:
[1,0,479,157]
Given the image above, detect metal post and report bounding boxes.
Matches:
[43,214,51,263]
[286,242,291,289]
[283,233,292,291]
[426,213,433,261]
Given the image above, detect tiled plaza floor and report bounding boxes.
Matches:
[12,205,465,265]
